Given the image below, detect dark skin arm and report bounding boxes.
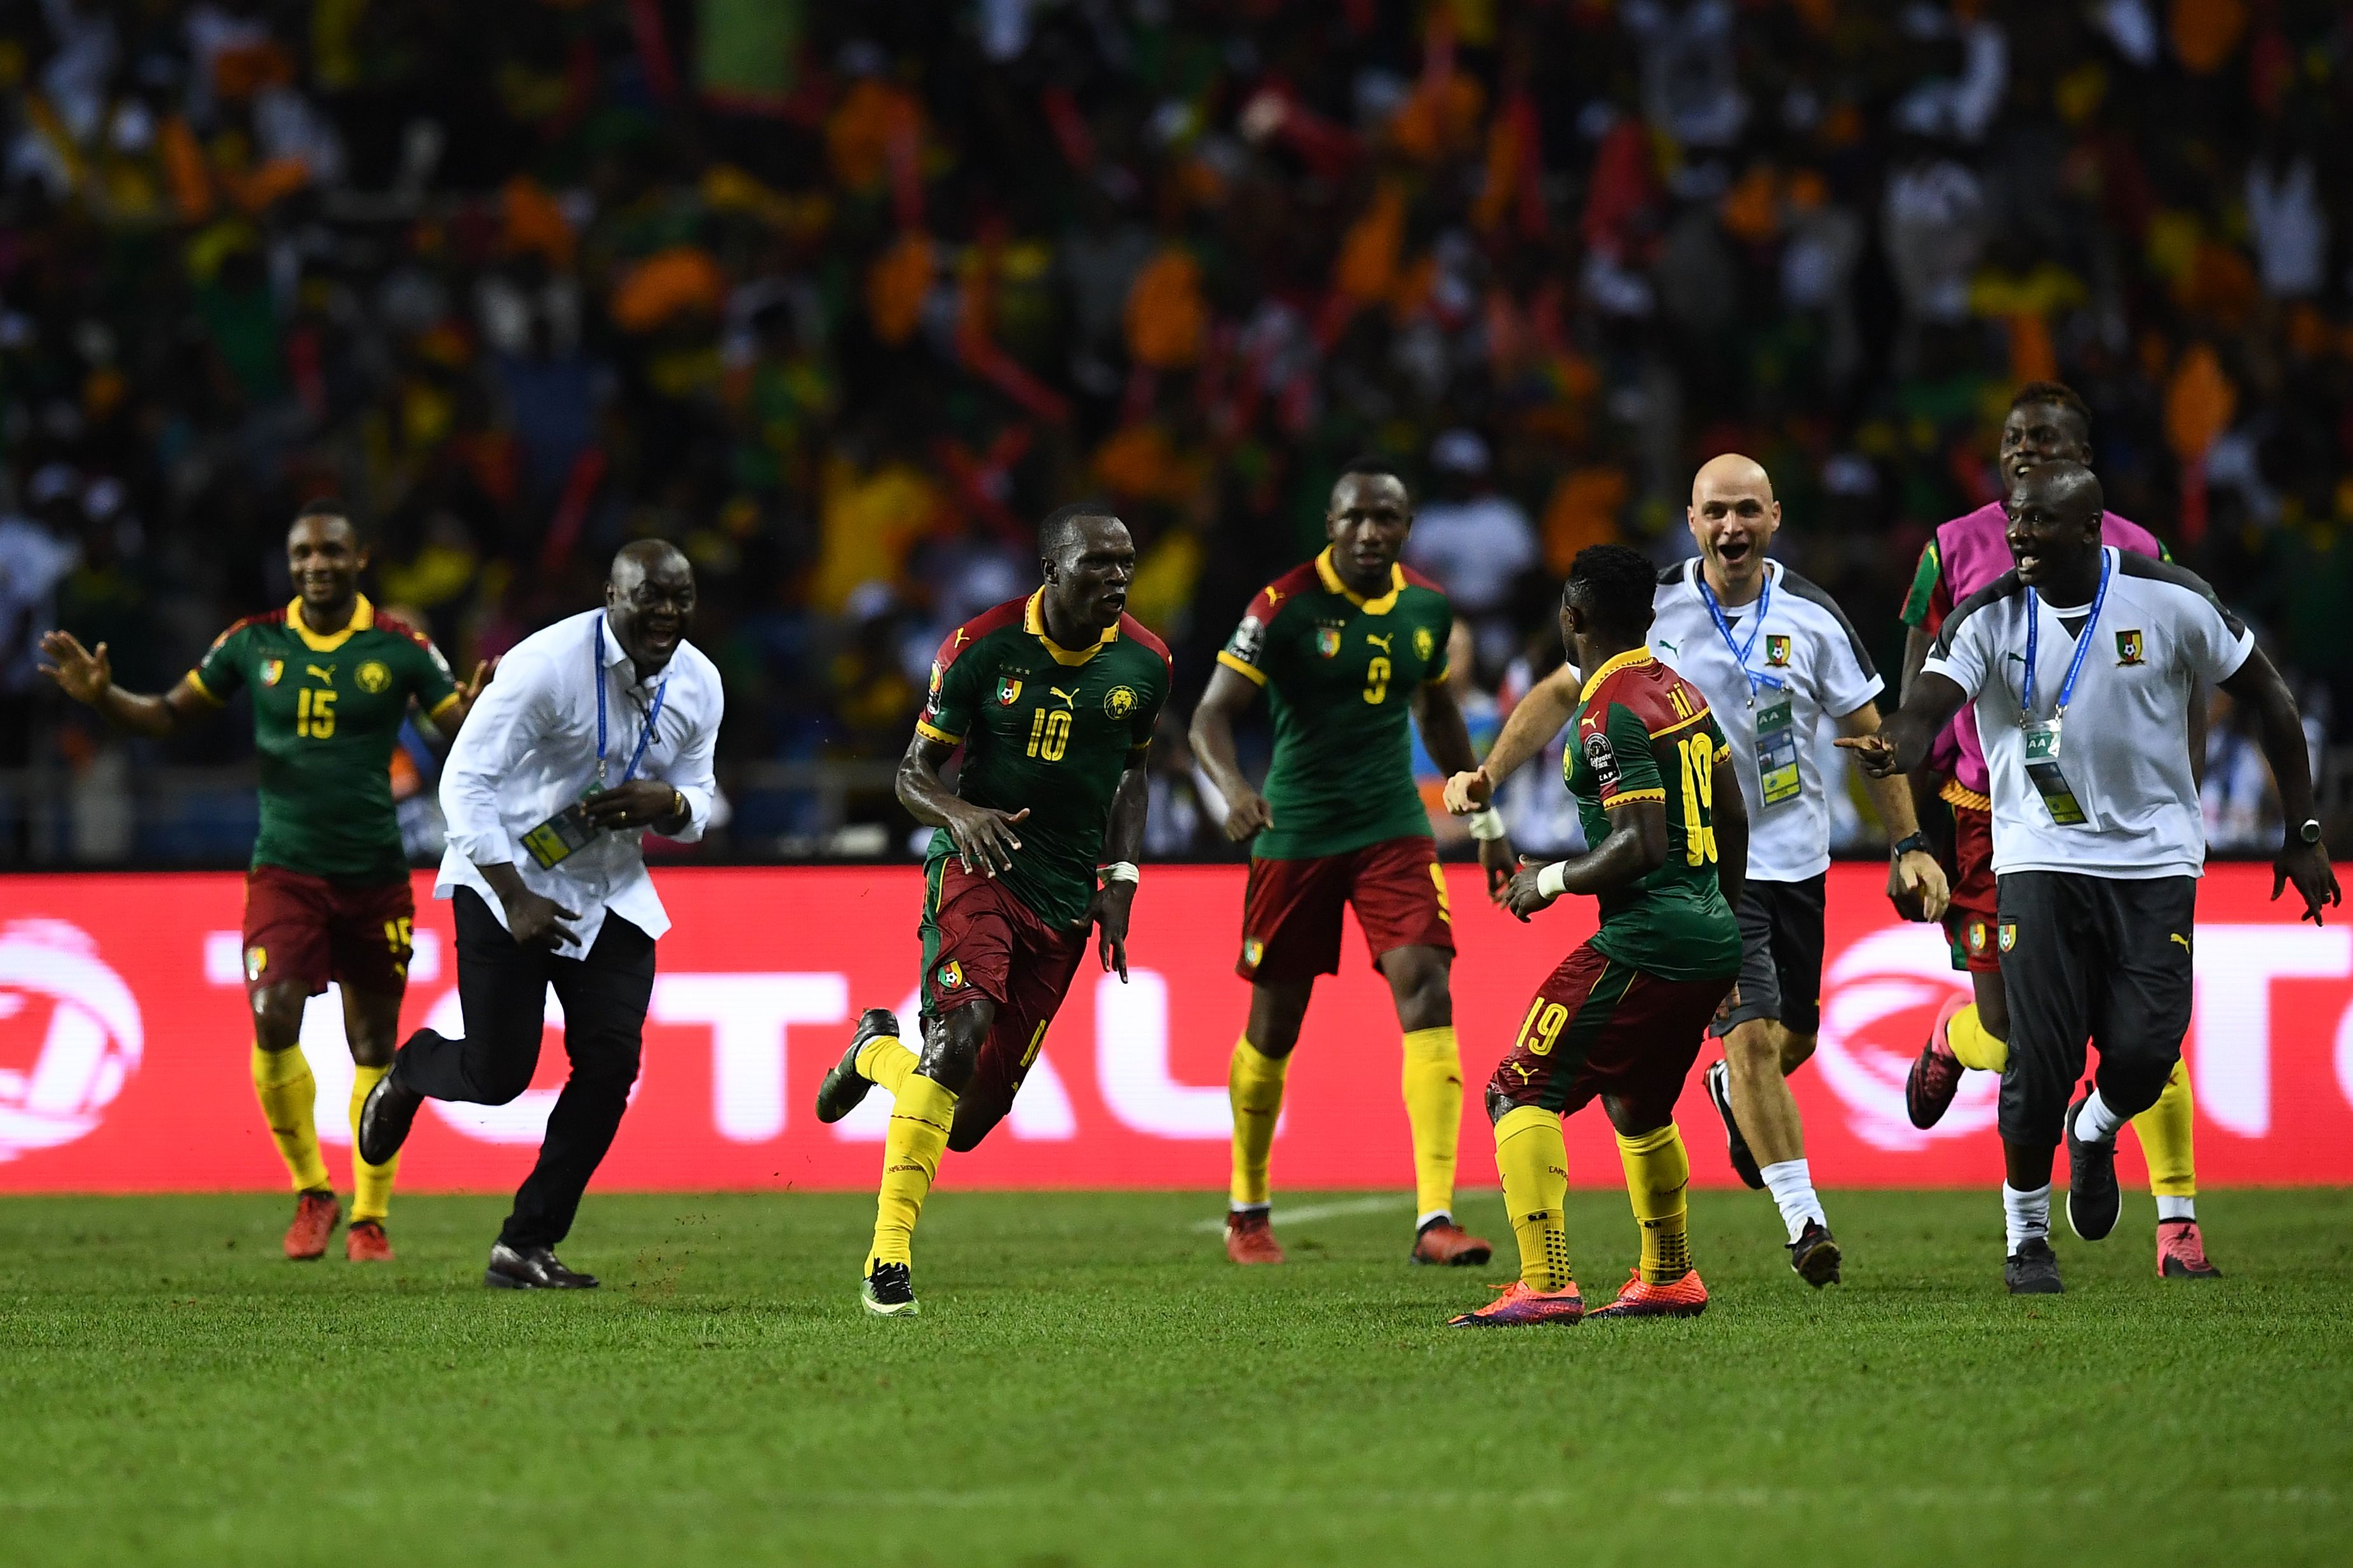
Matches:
[1710,746,1748,913]
[478,861,578,949]
[1838,670,1969,780]
[1505,798,1668,919]
[897,731,1031,874]
[1189,664,1273,842]
[37,632,219,737]
[2216,647,2340,923]
[1088,754,1152,980]
[1410,675,1518,894]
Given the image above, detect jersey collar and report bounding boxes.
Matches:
[285,594,374,653]
[1578,646,1655,704]
[1315,548,1403,614]
[1024,589,1120,666]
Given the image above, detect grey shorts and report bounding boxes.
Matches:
[1709,874,1827,1039]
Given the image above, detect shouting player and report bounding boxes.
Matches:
[1450,544,1746,1327]
[812,504,1170,1316]
[1189,457,1493,1267]
[41,500,483,1261]
[1898,382,2216,1277]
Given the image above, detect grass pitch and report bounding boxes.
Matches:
[3,1189,2350,1567]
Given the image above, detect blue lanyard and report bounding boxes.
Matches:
[1697,566,1784,703]
[593,615,668,787]
[2022,549,2110,721]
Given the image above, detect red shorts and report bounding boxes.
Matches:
[920,858,1088,1144]
[1239,835,1455,983]
[1941,801,2001,974]
[240,866,415,999]
[1485,940,1733,1128]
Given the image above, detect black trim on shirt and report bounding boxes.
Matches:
[1931,571,2025,662]
[2113,550,2248,639]
[1776,566,1879,680]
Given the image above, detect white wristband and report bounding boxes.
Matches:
[1535,861,1569,900]
[1464,807,1507,841]
[1101,861,1140,885]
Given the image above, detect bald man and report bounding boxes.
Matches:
[359,542,724,1288]
[1448,455,1947,1287]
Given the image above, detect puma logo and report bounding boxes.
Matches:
[1365,633,1392,653]
[953,628,969,648]
[306,664,336,683]
[1264,587,1284,607]
[1049,686,1079,708]
[1656,638,1678,655]
[2169,933,2191,952]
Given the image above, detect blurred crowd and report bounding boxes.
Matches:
[2,0,2349,862]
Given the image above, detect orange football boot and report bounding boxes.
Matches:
[1448,1280,1584,1327]
[1225,1209,1285,1264]
[1584,1266,1709,1319]
[2156,1218,2220,1279]
[1410,1219,1494,1267]
[346,1219,395,1262]
[283,1190,340,1261]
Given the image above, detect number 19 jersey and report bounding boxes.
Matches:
[1565,648,1741,982]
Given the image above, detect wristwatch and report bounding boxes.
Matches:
[1890,831,1932,860]
[2296,817,2323,847]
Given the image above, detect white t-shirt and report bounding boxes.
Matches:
[1402,496,1537,613]
[1921,547,2254,880]
[1647,558,1884,883]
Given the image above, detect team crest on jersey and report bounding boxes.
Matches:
[1314,626,1342,658]
[1103,685,1138,720]
[2115,629,2145,666]
[1413,626,1434,660]
[1999,921,2018,953]
[1967,920,1988,953]
[357,660,390,694]
[259,659,284,687]
[929,660,943,698]
[936,959,964,991]
[244,945,267,981]
[1241,939,1264,972]
[995,675,1023,706]
[1765,634,1791,667]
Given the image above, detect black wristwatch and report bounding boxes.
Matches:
[2295,817,2323,847]
[1890,831,1932,860]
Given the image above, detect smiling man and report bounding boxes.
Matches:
[810,502,1170,1316]
[358,540,722,1289]
[1844,461,2338,1294]
[1188,457,1494,1270]
[42,500,484,1263]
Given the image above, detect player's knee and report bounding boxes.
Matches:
[1391,968,1451,1032]
[1722,1021,1780,1076]
[945,1101,1005,1153]
[1485,1080,1528,1125]
[249,988,306,1049]
[1776,1028,1818,1073]
[920,1015,984,1094]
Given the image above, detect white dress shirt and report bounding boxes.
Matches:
[438,609,723,959]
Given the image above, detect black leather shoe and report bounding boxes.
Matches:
[2005,1236,2064,1294]
[357,1064,422,1166]
[484,1242,598,1290]
[2065,1092,2122,1242]
[1788,1218,1843,1288]
[815,1007,901,1124]
[1705,1059,1764,1189]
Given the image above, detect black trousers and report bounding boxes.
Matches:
[396,888,656,1250]
[1994,870,2197,1149]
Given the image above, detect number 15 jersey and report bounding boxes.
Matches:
[1565,648,1741,982]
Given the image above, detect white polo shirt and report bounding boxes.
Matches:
[1921,547,2253,879]
[1647,559,1884,883]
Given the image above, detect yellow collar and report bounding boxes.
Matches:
[1577,646,1654,704]
[286,594,374,653]
[1314,547,1403,613]
[1024,589,1119,666]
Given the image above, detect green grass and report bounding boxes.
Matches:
[3,1189,2350,1567]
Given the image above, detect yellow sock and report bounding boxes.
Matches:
[857,1032,917,1097]
[1616,1122,1693,1283]
[1227,1036,1289,1207]
[251,1043,330,1193]
[866,1073,957,1271]
[1946,1003,2009,1073]
[1399,1025,1463,1219]
[347,1063,398,1223]
[2133,1059,2197,1199]
[1493,1104,1572,1292]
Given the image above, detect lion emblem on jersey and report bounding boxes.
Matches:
[1103,685,1138,720]
[356,660,391,694]
[1413,627,1434,660]
[258,659,284,687]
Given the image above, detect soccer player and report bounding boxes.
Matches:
[40,501,483,1261]
[1844,462,2337,1294]
[1189,457,1495,1267]
[811,504,1170,1316]
[1898,382,2216,1277]
[1446,455,1948,1287]
[1450,544,1746,1326]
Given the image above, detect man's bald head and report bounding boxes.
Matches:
[2006,459,2103,525]
[611,538,691,590]
[605,539,696,673]
[1687,452,1781,596]
[2002,460,2107,593]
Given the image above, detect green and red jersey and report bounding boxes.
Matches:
[916,591,1171,930]
[1216,548,1453,861]
[1563,648,1741,983]
[190,595,460,885]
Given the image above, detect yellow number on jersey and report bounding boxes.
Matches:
[297,687,337,739]
[1514,997,1570,1057]
[1026,706,1072,761]
[1676,733,1719,866]
[1363,655,1391,704]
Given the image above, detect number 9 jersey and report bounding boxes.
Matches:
[1565,648,1743,982]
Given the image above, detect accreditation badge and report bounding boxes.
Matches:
[1754,696,1802,807]
[522,787,605,869]
[2019,719,2089,826]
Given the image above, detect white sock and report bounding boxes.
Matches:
[2156,1195,2196,1223]
[1416,1209,1452,1231]
[1229,1201,1270,1216]
[2074,1089,2126,1144]
[2003,1182,2052,1254]
[1758,1159,1826,1243]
